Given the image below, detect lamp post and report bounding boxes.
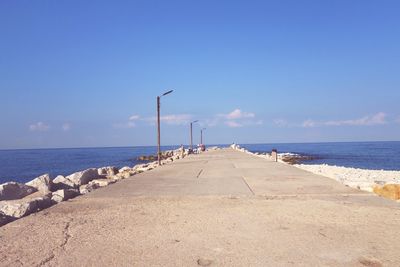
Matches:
[190,120,199,152]
[201,128,206,144]
[157,90,173,165]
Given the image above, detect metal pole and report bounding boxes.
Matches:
[201,129,203,144]
[157,96,161,166]
[190,122,193,151]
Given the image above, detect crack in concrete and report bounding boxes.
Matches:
[241,176,255,195]
[37,218,73,266]
[37,253,55,267]
[60,219,72,250]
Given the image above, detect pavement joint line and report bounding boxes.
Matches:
[196,169,203,178]
[260,193,373,197]
[241,176,255,195]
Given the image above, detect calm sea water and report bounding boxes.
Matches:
[241,141,400,171]
[1,142,399,184]
[0,146,179,184]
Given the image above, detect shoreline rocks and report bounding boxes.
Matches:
[26,174,53,194]
[51,189,80,203]
[66,168,100,186]
[231,144,400,201]
[0,147,190,227]
[373,184,400,200]
[0,212,13,226]
[0,195,53,219]
[53,175,77,190]
[98,166,119,177]
[0,182,37,201]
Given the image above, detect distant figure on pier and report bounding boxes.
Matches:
[180,145,185,158]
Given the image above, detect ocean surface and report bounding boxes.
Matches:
[0,142,399,184]
[0,146,180,184]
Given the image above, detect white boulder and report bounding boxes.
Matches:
[0,196,53,219]
[0,182,37,201]
[90,179,116,188]
[66,168,100,186]
[26,174,53,195]
[119,166,132,173]
[79,183,100,195]
[98,166,119,177]
[51,189,80,203]
[53,175,77,190]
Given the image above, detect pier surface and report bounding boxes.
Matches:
[1,149,399,266]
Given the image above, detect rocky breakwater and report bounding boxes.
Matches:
[296,164,400,201]
[230,144,400,202]
[137,148,190,162]
[0,148,189,227]
[230,144,300,163]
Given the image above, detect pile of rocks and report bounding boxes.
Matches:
[295,164,400,197]
[137,149,186,161]
[0,148,188,227]
[230,144,400,201]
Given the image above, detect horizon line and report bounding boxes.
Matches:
[1,140,399,151]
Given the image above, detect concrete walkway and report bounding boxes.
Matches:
[1,149,399,266]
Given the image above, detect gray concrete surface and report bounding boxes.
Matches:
[1,149,399,266]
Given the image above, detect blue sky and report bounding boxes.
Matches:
[1,0,400,149]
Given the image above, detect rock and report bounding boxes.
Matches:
[51,189,80,203]
[138,155,156,161]
[0,182,37,201]
[0,196,53,219]
[115,172,131,179]
[89,179,116,187]
[98,166,119,177]
[108,175,121,182]
[197,258,213,266]
[53,175,77,190]
[373,184,400,200]
[66,168,100,186]
[134,164,153,172]
[119,166,132,173]
[0,212,14,227]
[117,166,137,179]
[26,174,53,194]
[79,183,100,195]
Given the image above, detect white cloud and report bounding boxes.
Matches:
[62,123,71,131]
[301,112,387,128]
[225,121,243,128]
[129,115,140,121]
[273,119,288,127]
[215,109,260,128]
[324,112,387,126]
[113,121,136,129]
[160,114,192,125]
[29,122,50,132]
[143,114,193,126]
[221,109,255,120]
[302,119,316,128]
[203,118,219,127]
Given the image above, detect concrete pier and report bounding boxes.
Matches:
[1,149,399,266]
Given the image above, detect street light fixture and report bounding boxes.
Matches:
[157,90,174,165]
[190,120,199,152]
[201,128,206,145]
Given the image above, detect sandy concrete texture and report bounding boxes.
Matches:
[0,149,399,267]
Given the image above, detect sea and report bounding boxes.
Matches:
[0,141,399,184]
